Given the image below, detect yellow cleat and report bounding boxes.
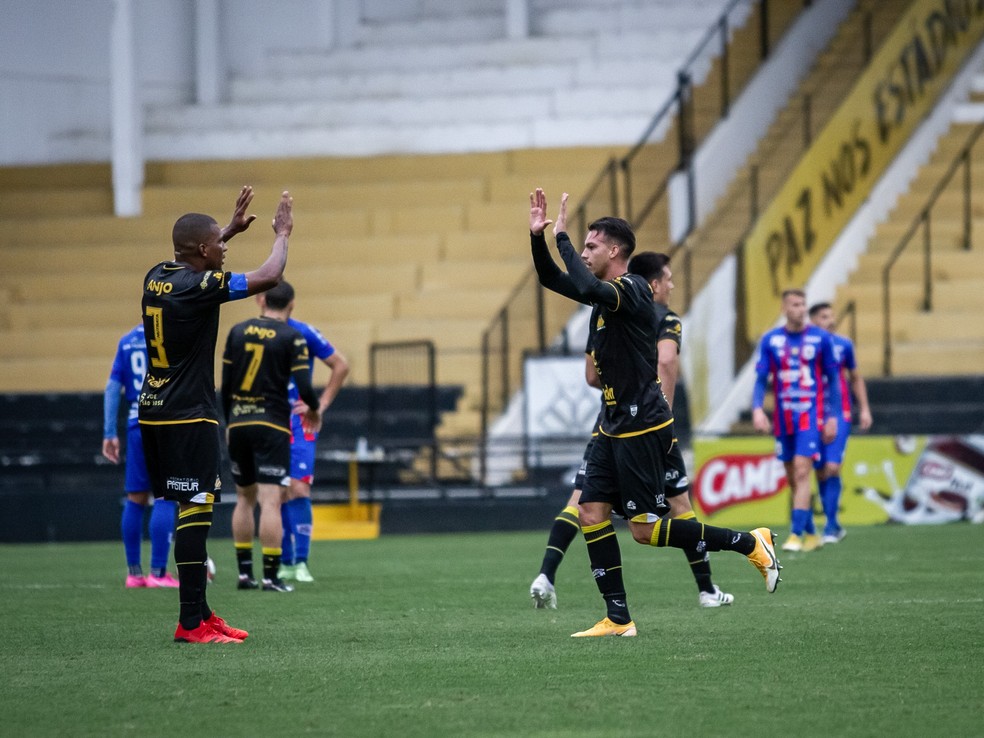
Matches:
[781,533,803,552]
[748,527,782,593]
[571,617,637,638]
[801,533,823,552]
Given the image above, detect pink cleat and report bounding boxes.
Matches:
[125,574,147,588]
[146,573,180,588]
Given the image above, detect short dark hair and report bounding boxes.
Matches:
[172,213,217,251]
[263,280,294,309]
[808,302,832,318]
[587,216,636,258]
[628,251,670,282]
[781,288,806,300]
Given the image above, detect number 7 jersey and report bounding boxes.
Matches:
[138,261,248,423]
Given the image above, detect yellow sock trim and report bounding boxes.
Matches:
[581,520,611,534]
[261,547,282,556]
[235,543,252,551]
[179,503,213,518]
[562,505,580,518]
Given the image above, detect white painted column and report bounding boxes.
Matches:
[195,0,222,104]
[505,0,530,39]
[324,0,361,49]
[110,0,142,217]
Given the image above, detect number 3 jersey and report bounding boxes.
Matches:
[221,317,311,432]
[138,262,248,424]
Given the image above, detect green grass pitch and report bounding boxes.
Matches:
[1,523,981,737]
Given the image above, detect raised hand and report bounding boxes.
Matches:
[552,192,569,237]
[529,188,553,236]
[224,185,257,239]
[272,190,293,237]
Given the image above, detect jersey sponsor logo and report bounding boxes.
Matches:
[258,464,287,478]
[769,334,786,347]
[244,324,277,340]
[166,477,200,493]
[146,375,169,389]
[146,279,173,295]
[694,453,788,515]
[231,403,262,416]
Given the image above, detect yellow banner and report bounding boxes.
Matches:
[690,435,930,527]
[742,0,984,339]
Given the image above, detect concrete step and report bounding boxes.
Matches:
[138,115,655,161]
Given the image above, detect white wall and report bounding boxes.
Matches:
[0,0,333,164]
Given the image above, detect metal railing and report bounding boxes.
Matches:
[477,0,805,442]
[881,121,983,376]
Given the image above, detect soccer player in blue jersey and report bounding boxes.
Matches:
[751,289,842,552]
[264,294,349,584]
[808,302,873,543]
[139,186,293,644]
[103,324,178,589]
[530,188,780,637]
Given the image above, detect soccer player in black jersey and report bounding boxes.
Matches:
[222,280,321,593]
[530,252,733,609]
[528,188,780,637]
[139,186,293,644]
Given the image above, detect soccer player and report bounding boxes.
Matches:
[222,280,321,593]
[529,252,733,610]
[528,188,780,637]
[808,302,873,543]
[751,289,842,553]
[139,186,293,644]
[277,299,349,584]
[103,323,178,589]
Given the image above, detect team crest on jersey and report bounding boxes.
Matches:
[803,345,815,360]
[596,315,606,331]
[630,404,638,417]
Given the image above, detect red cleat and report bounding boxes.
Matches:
[174,620,241,644]
[206,613,248,640]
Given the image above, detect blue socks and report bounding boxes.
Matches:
[121,500,144,572]
[791,507,811,536]
[284,498,313,563]
[820,476,842,534]
[280,504,294,565]
[149,500,177,573]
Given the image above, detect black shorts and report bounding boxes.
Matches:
[227,424,291,487]
[140,420,223,504]
[580,422,681,521]
[573,435,597,491]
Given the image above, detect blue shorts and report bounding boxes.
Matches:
[124,424,151,493]
[775,427,820,463]
[815,420,850,468]
[289,413,318,484]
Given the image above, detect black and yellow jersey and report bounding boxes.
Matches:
[654,303,682,353]
[138,261,247,424]
[221,317,314,433]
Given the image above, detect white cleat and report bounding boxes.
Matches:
[698,585,735,608]
[530,573,557,609]
[821,528,847,545]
